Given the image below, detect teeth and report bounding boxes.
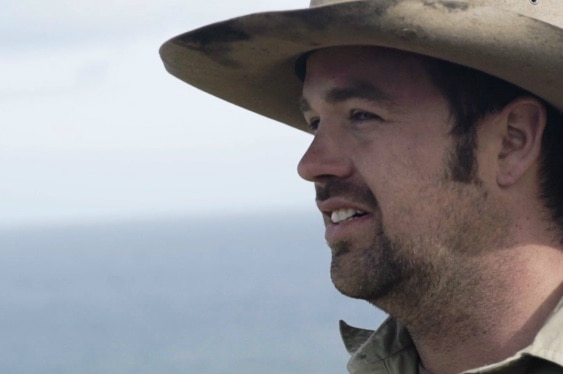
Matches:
[330,209,366,224]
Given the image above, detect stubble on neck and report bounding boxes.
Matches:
[367,185,525,374]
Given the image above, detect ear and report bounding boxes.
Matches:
[497,97,546,187]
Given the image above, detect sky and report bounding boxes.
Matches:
[0,0,315,228]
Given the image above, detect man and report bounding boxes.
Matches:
[160,1,562,373]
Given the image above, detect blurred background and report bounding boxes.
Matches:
[0,1,383,372]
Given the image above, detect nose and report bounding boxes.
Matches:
[297,129,353,182]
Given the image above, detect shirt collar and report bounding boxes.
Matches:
[340,317,419,374]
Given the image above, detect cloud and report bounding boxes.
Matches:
[1,0,173,47]
[0,0,311,227]
[0,0,304,48]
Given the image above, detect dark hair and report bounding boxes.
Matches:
[422,58,563,232]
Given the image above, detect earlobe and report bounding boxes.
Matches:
[496,98,546,187]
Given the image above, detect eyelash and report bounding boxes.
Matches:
[307,110,381,131]
[349,109,381,122]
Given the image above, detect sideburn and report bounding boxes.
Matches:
[448,130,480,184]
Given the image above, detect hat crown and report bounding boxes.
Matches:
[310,0,562,27]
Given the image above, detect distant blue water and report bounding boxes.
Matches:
[0,212,384,374]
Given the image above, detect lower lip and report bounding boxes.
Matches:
[324,214,373,244]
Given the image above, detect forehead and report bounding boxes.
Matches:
[302,46,440,105]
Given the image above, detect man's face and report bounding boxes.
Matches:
[297,46,504,307]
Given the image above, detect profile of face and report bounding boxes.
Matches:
[297,46,505,309]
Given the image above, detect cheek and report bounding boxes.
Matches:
[357,136,441,188]
[356,141,450,233]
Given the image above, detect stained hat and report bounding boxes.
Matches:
[159,0,562,133]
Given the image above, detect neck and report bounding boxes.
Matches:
[379,245,563,374]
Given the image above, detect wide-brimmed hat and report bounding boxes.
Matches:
[160,0,562,133]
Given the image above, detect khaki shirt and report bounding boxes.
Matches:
[341,298,563,374]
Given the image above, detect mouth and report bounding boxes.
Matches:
[322,206,372,244]
[330,208,368,224]
[314,181,377,243]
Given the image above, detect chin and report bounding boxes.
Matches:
[330,264,398,302]
[331,275,365,300]
[329,238,403,302]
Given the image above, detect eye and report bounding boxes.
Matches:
[349,109,381,122]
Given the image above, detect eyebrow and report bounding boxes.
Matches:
[298,81,393,113]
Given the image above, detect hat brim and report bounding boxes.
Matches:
[160,0,562,133]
